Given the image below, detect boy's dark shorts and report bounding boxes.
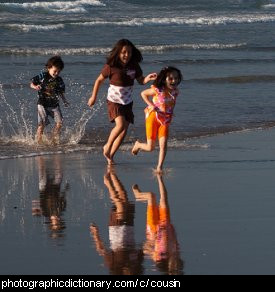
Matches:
[107,100,134,124]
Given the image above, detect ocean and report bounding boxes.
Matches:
[2,0,275,276]
[1,0,275,158]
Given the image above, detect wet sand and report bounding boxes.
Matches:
[1,127,275,275]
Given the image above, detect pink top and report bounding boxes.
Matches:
[145,85,178,125]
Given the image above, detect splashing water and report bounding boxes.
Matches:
[0,81,105,154]
[0,83,35,144]
[64,98,105,145]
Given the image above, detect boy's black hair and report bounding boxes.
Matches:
[106,39,143,67]
[45,56,64,71]
[153,66,183,89]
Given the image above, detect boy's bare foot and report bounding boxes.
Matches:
[37,136,43,145]
[131,141,140,155]
[51,135,60,145]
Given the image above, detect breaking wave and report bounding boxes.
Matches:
[0,0,105,14]
[0,43,247,56]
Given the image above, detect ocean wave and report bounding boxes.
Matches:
[263,4,275,9]
[171,122,275,140]
[3,13,275,31]
[140,43,247,51]
[73,14,275,26]
[0,0,105,14]
[0,43,247,56]
[0,145,96,160]
[189,75,275,84]
[0,47,110,56]
[153,58,275,65]
[51,14,275,27]
[6,23,65,32]
[2,122,275,160]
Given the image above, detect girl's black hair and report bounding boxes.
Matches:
[106,39,143,67]
[153,66,183,89]
[46,56,64,71]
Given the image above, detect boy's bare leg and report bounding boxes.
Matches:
[36,125,44,144]
[52,122,62,144]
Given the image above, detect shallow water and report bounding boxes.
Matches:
[2,128,275,274]
[2,0,275,275]
[1,0,275,158]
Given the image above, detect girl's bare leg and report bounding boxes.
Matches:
[109,123,129,161]
[103,116,128,165]
[155,137,168,173]
[132,139,155,155]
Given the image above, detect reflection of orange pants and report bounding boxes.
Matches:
[146,111,169,141]
[147,203,169,235]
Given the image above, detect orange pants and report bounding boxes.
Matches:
[147,205,169,234]
[146,111,169,141]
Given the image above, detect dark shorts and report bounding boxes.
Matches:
[107,100,134,124]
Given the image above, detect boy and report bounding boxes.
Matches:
[30,56,69,144]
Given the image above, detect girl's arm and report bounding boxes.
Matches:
[140,87,156,108]
[136,73,157,85]
[87,73,105,107]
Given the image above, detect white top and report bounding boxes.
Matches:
[109,225,134,250]
[107,84,133,105]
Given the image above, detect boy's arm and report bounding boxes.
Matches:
[87,74,105,107]
[30,73,43,91]
[30,82,41,91]
[136,72,157,85]
[60,93,69,107]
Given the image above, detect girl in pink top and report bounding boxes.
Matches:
[132,67,183,173]
[87,39,157,165]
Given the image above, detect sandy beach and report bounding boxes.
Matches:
[1,127,275,275]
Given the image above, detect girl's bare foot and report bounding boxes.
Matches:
[154,167,164,174]
[89,223,98,234]
[103,145,114,165]
[132,184,140,192]
[131,141,140,155]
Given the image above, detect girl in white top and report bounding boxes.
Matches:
[88,39,156,165]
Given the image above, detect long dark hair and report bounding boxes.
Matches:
[106,39,143,67]
[153,66,183,90]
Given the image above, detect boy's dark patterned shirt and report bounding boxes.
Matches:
[31,71,65,107]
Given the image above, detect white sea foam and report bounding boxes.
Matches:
[7,23,65,32]
[0,47,110,55]
[139,43,247,51]
[0,43,246,56]
[168,139,210,150]
[120,140,210,152]
[263,4,275,9]
[4,13,275,33]
[0,0,105,13]
[72,14,275,27]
